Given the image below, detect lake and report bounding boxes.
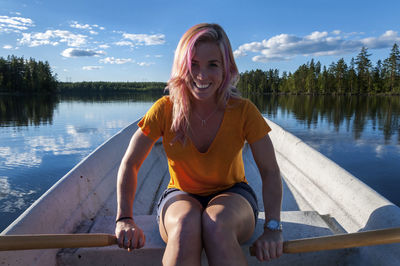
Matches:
[0,93,399,232]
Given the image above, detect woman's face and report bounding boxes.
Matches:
[189,41,224,103]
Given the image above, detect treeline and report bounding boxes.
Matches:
[237,44,400,95]
[0,55,57,94]
[57,81,166,94]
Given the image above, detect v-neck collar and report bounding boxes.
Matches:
[189,102,229,155]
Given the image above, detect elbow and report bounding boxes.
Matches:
[118,157,140,179]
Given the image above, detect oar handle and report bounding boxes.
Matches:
[249,227,400,255]
[0,233,117,251]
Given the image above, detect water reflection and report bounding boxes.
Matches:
[0,91,165,127]
[0,94,58,127]
[2,93,399,144]
[59,91,165,103]
[246,94,400,144]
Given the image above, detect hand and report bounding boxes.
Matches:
[115,219,146,251]
[252,230,283,262]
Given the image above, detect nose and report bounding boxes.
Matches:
[195,68,207,80]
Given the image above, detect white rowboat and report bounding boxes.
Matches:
[1,118,400,265]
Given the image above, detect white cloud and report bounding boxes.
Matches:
[0,177,36,213]
[0,147,41,167]
[3,45,13,49]
[70,21,92,30]
[0,15,34,33]
[137,61,154,67]
[122,33,166,46]
[26,126,91,155]
[70,21,105,31]
[98,44,110,49]
[115,40,134,47]
[61,48,106,58]
[99,57,133,64]
[305,31,328,41]
[82,66,103,70]
[89,30,98,35]
[234,30,400,63]
[19,30,87,47]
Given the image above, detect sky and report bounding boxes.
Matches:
[1,0,399,82]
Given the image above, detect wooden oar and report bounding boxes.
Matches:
[1,227,399,253]
[0,233,117,251]
[250,227,400,255]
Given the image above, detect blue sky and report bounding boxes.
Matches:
[1,0,399,82]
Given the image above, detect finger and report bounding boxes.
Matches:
[269,242,277,259]
[262,243,271,261]
[253,244,264,261]
[123,231,132,249]
[138,231,145,248]
[277,241,283,257]
[116,230,125,248]
[132,229,141,249]
[123,236,131,249]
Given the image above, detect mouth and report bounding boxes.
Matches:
[193,82,211,90]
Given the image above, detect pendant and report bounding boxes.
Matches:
[201,120,206,126]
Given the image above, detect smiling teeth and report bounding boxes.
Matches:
[195,83,210,89]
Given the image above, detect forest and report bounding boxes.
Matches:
[57,81,166,94]
[237,44,400,95]
[1,44,399,95]
[0,55,57,94]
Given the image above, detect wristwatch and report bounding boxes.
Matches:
[264,219,283,231]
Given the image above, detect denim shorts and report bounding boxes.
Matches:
[156,182,259,225]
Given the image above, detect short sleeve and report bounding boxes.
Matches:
[137,97,168,141]
[243,99,271,144]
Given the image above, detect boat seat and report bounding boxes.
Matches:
[57,211,356,266]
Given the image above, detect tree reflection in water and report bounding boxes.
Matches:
[246,94,400,144]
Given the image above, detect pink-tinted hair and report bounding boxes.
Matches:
[166,23,239,141]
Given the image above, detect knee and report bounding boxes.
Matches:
[166,208,202,239]
[202,211,233,241]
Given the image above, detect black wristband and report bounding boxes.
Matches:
[115,216,133,223]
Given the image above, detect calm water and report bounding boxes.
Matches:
[0,93,399,232]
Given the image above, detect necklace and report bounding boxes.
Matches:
[193,106,219,127]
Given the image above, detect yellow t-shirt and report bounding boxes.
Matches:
[138,96,271,196]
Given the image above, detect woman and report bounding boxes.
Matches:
[115,23,283,265]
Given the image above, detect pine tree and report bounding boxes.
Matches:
[348,58,357,94]
[355,47,372,93]
[372,60,384,93]
[332,58,348,94]
[383,43,400,92]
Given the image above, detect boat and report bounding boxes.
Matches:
[1,117,400,265]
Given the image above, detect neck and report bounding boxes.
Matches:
[191,96,219,117]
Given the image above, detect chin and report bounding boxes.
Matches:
[192,91,216,101]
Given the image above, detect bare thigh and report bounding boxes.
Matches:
[158,194,204,242]
[203,192,255,243]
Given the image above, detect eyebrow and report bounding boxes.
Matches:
[191,59,221,63]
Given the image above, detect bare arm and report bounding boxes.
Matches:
[115,128,156,251]
[250,134,283,261]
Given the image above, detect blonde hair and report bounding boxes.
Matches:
[166,23,239,141]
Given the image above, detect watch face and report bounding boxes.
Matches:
[266,219,282,231]
[268,220,279,228]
